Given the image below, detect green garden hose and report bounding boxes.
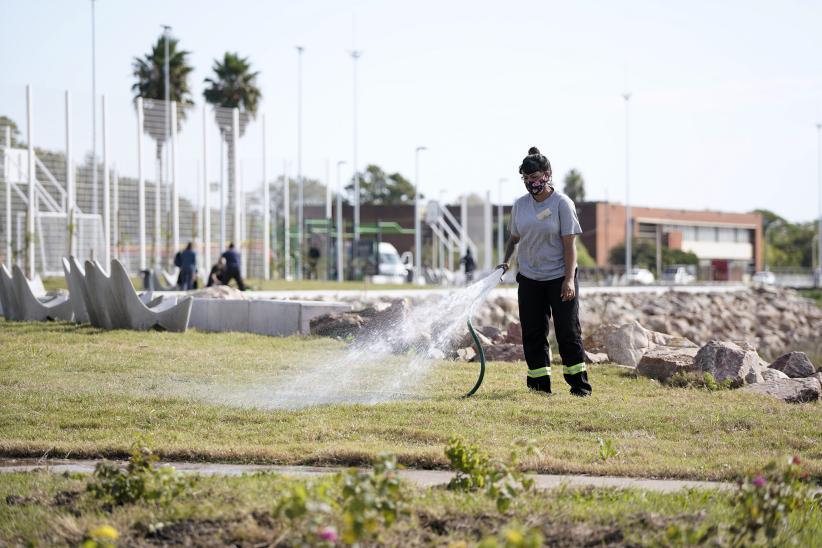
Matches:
[463,316,486,398]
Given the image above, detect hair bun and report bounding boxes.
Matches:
[528,147,540,155]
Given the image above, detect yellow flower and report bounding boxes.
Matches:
[504,529,524,545]
[89,525,119,541]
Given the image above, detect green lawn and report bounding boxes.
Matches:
[0,320,821,481]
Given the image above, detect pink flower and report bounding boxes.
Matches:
[318,527,338,542]
[752,476,766,487]
[792,455,801,465]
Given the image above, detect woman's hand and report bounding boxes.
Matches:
[495,263,510,274]
[561,278,575,301]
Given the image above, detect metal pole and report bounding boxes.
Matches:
[232,108,240,249]
[219,131,225,250]
[91,0,98,217]
[336,160,346,282]
[137,98,146,270]
[26,85,35,278]
[497,178,505,265]
[350,49,362,268]
[325,158,331,281]
[623,92,632,279]
[4,126,11,264]
[262,114,270,280]
[113,167,119,258]
[65,90,74,257]
[203,104,210,272]
[162,25,171,248]
[460,195,467,275]
[171,101,179,256]
[484,190,492,271]
[283,160,291,280]
[817,123,822,286]
[102,94,110,267]
[414,146,426,284]
[296,46,304,281]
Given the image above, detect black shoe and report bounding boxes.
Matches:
[570,388,591,397]
[527,376,551,394]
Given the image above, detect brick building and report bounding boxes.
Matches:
[576,202,763,281]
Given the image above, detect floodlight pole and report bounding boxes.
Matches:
[5,126,11,264]
[202,103,210,272]
[262,114,270,280]
[137,98,146,270]
[816,123,822,287]
[350,49,362,274]
[102,94,110,267]
[90,0,98,217]
[283,160,291,280]
[26,85,35,278]
[623,92,632,280]
[296,46,304,280]
[66,90,75,257]
[414,146,426,284]
[171,101,179,257]
[336,160,347,282]
[162,25,172,246]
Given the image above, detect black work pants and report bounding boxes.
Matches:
[224,265,246,291]
[517,271,592,396]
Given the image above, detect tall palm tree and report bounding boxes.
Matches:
[203,52,261,245]
[132,34,194,265]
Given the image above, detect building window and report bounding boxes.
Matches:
[680,225,696,240]
[697,226,717,242]
[718,227,736,242]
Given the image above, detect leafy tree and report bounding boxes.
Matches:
[0,115,23,147]
[345,164,419,205]
[203,52,262,239]
[131,34,194,147]
[754,209,816,268]
[562,169,586,203]
[576,240,595,267]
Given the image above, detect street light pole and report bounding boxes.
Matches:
[336,160,347,283]
[623,92,632,280]
[414,146,427,284]
[162,25,172,263]
[296,46,304,280]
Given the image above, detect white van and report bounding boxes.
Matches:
[371,242,410,284]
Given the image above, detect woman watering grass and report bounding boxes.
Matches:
[497,147,592,396]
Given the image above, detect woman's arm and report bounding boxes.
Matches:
[561,234,577,300]
[496,235,520,272]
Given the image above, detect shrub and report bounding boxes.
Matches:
[476,524,544,548]
[272,478,338,546]
[666,371,733,391]
[729,456,815,546]
[445,438,535,513]
[87,444,191,506]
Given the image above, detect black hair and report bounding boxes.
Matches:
[228,242,235,249]
[519,146,552,177]
[185,242,193,250]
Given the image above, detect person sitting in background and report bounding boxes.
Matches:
[207,257,227,287]
[176,242,197,290]
[221,242,247,290]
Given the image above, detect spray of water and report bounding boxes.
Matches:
[201,269,504,409]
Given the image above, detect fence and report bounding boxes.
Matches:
[0,84,507,284]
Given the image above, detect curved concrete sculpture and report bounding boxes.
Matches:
[0,264,22,321]
[84,260,133,329]
[12,264,73,322]
[110,259,191,332]
[62,257,89,323]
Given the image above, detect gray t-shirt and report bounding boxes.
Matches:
[509,190,582,281]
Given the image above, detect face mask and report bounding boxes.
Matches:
[526,177,547,196]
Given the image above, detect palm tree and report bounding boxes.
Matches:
[132,34,194,265]
[203,52,261,245]
[562,169,586,203]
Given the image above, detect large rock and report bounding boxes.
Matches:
[582,323,619,354]
[740,376,822,403]
[605,321,652,367]
[505,321,523,344]
[483,343,525,362]
[760,368,790,382]
[309,312,365,338]
[584,351,609,364]
[636,346,699,381]
[694,340,764,386]
[768,352,816,378]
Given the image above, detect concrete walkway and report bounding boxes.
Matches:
[0,458,732,493]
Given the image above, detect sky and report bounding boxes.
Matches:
[2,0,822,223]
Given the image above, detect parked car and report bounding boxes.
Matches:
[625,268,655,285]
[661,265,696,284]
[371,242,409,284]
[751,270,776,286]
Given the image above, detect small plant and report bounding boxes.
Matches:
[729,456,813,546]
[476,524,544,548]
[445,438,535,512]
[272,478,339,547]
[80,524,119,548]
[666,371,733,391]
[338,453,409,544]
[596,437,618,462]
[661,523,719,546]
[87,444,191,506]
